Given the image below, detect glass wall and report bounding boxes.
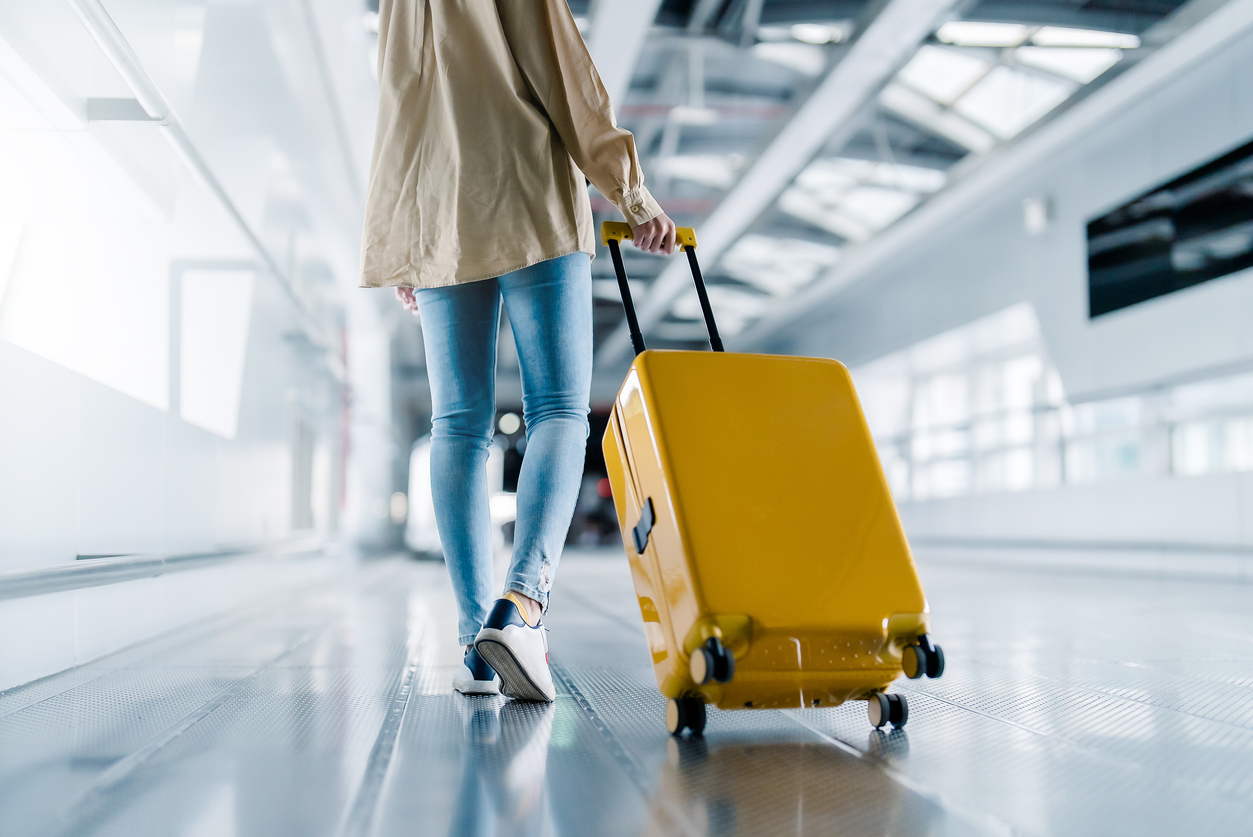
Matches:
[853,303,1253,502]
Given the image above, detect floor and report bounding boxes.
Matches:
[3,550,1253,837]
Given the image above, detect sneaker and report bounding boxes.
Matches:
[474,593,556,702]
[453,646,501,695]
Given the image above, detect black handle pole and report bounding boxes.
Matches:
[685,245,724,352]
[608,238,647,356]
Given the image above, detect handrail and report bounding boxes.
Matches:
[0,539,329,602]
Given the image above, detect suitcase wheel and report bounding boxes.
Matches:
[903,636,946,680]
[666,697,707,737]
[689,637,735,685]
[868,693,908,729]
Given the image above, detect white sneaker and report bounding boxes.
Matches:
[474,594,556,702]
[453,646,501,695]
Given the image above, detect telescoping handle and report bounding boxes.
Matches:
[601,221,725,355]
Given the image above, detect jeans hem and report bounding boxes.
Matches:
[460,633,480,647]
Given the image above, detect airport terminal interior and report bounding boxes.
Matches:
[3,0,1253,834]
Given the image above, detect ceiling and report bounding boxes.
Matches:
[582,0,1200,380]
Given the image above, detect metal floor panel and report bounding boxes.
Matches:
[1,552,1253,835]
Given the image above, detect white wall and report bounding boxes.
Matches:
[0,0,395,690]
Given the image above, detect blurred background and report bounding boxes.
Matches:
[4,0,1253,690]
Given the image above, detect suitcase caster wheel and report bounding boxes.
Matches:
[690,637,735,685]
[902,645,926,680]
[903,636,946,680]
[868,693,908,729]
[666,697,707,736]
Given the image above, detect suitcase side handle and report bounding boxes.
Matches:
[600,221,725,355]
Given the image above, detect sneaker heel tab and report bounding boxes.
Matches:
[503,591,539,627]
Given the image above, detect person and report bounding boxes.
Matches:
[359,0,675,702]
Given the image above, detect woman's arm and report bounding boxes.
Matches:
[496,0,675,253]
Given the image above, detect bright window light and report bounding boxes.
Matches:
[935,21,1029,47]
[838,186,921,230]
[782,158,944,240]
[654,154,744,189]
[879,83,995,153]
[779,188,874,241]
[898,45,992,105]
[719,235,840,296]
[752,42,827,77]
[797,157,946,194]
[1015,46,1122,84]
[1031,27,1140,49]
[0,128,170,410]
[672,286,767,335]
[954,65,1074,139]
[180,269,254,439]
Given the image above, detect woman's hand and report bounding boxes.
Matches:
[395,286,420,315]
[632,213,677,255]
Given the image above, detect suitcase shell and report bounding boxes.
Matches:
[603,349,930,711]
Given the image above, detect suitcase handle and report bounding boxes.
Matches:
[601,221,725,355]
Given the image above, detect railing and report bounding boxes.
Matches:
[0,538,329,602]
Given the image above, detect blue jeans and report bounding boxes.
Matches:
[416,253,592,646]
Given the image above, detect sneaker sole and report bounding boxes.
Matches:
[453,679,501,696]
[475,638,554,702]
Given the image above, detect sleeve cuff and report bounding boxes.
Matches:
[617,186,663,228]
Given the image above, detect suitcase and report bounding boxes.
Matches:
[599,221,945,736]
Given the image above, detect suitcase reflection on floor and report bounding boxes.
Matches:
[647,738,938,837]
[449,696,554,836]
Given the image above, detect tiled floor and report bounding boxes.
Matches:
[3,550,1252,836]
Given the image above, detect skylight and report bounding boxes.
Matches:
[752,42,827,77]
[953,65,1075,139]
[898,45,992,105]
[779,158,946,241]
[718,235,841,296]
[1015,47,1123,84]
[671,285,768,335]
[879,83,995,152]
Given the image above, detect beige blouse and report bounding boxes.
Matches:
[359,0,663,289]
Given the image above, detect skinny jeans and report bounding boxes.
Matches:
[416,253,592,645]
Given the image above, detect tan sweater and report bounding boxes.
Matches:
[359,0,662,289]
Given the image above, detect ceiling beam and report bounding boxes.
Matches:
[595,0,960,367]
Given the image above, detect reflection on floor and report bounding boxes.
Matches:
[3,549,1253,836]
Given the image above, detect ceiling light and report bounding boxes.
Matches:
[1015,46,1122,84]
[1031,27,1139,49]
[935,21,1029,47]
[791,23,849,45]
[898,45,992,105]
[953,65,1074,139]
[752,42,827,77]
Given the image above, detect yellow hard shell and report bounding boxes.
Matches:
[603,350,929,710]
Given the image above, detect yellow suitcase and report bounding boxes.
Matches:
[599,221,945,736]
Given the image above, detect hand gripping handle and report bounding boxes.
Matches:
[600,221,724,355]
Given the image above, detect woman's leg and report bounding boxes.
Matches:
[497,253,593,610]
[415,278,502,647]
